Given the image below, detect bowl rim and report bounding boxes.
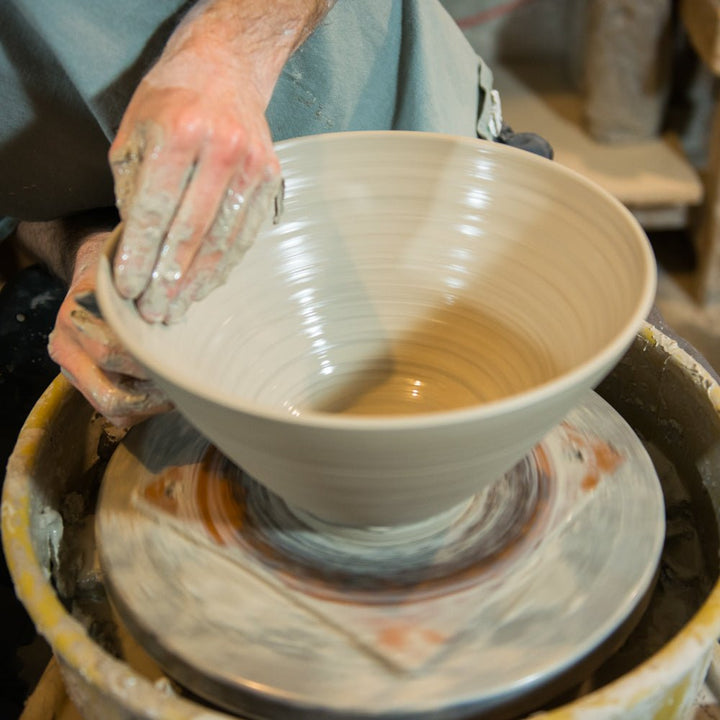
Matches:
[96,130,657,430]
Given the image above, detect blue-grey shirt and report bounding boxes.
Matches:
[0,0,486,219]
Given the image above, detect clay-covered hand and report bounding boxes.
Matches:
[108,0,335,324]
[48,232,172,428]
[109,11,283,324]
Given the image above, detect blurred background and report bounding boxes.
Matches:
[442,0,720,372]
[3,0,720,715]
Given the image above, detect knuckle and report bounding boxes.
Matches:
[47,319,77,360]
[266,159,282,183]
[212,125,250,168]
[170,108,210,149]
[243,140,270,176]
[47,331,62,363]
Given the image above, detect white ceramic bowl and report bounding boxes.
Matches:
[96,131,656,527]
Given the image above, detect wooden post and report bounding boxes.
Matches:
[681,0,720,302]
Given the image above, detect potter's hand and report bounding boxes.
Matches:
[48,233,172,428]
[109,53,281,324]
[108,0,334,324]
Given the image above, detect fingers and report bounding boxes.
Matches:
[165,175,281,322]
[132,140,240,322]
[49,289,172,428]
[129,153,281,324]
[67,295,149,378]
[109,85,282,324]
[111,134,196,300]
[58,361,172,430]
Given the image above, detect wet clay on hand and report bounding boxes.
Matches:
[109,0,336,324]
[48,232,172,428]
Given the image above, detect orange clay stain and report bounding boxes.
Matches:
[140,467,183,515]
[561,423,624,491]
[194,454,245,546]
[377,624,447,651]
[534,442,553,478]
[140,447,245,546]
[140,445,556,606]
[422,628,447,644]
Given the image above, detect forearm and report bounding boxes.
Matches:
[13,209,118,285]
[161,0,336,104]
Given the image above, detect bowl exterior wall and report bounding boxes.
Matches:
[156,362,611,526]
[95,131,657,531]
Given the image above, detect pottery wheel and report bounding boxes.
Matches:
[96,391,664,720]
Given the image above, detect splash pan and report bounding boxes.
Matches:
[4,324,720,720]
[96,391,664,719]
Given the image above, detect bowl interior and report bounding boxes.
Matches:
[97,132,656,424]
